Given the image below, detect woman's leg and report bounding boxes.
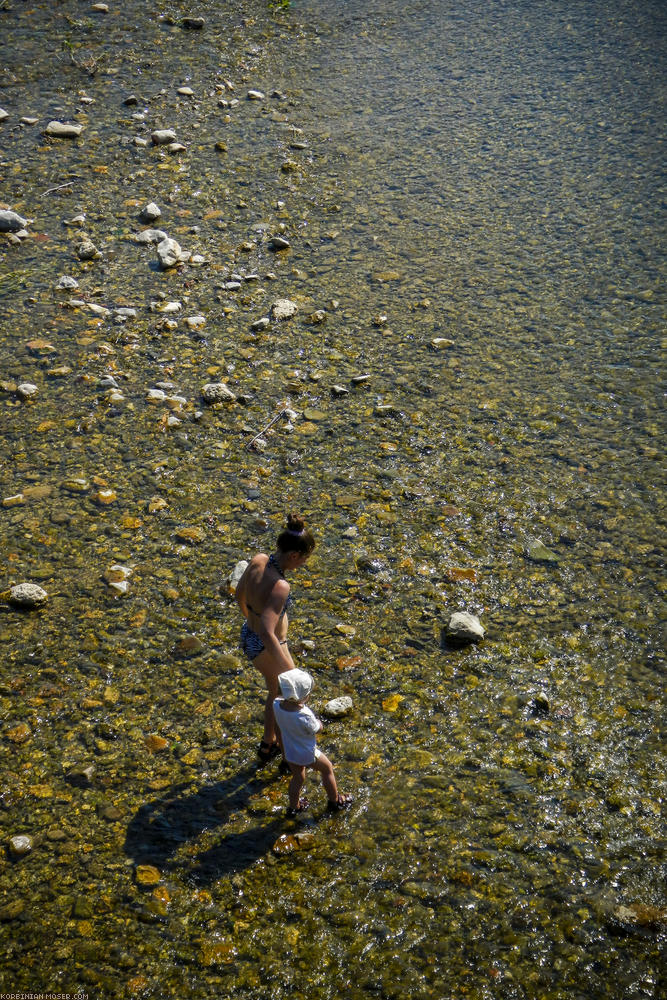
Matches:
[253,646,294,746]
[287,763,307,810]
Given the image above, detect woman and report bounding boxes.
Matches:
[236,513,315,765]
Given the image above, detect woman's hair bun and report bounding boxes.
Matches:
[286,513,305,533]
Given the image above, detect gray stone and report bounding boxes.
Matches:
[446,611,484,643]
[247,90,265,101]
[17,383,38,399]
[0,108,8,122]
[157,237,188,269]
[141,202,161,222]
[46,121,83,138]
[0,210,28,233]
[525,537,560,563]
[76,240,98,261]
[135,228,168,245]
[202,382,236,404]
[9,583,48,609]
[322,696,354,719]
[56,275,78,290]
[269,235,290,250]
[226,560,248,594]
[151,129,177,145]
[251,317,270,331]
[270,298,298,321]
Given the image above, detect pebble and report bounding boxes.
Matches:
[0,108,8,122]
[9,583,48,608]
[322,696,354,719]
[251,317,270,331]
[226,560,248,595]
[76,239,99,260]
[177,87,194,97]
[182,16,205,29]
[167,142,186,154]
[247,90,265,101]
[446,612,485,643]
[185,315,206,329]
[331,385,349,397]
[8,835,33,859]
[103,565,132,594]
[525,537,560,563]
[56,275,78,290]
[91,3,109,11]
[270,298,298,321]
[66,764,96,785]
[135,865,162,887]
[46,121,83,138]
[269,235,290,250]
[157,237,189,268]
[141,202,161,222]
[151,129,177,145]
[0,210,28,232]
[202,382,236,404]
[135,228,168,244]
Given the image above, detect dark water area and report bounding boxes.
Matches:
[0,1,665,997]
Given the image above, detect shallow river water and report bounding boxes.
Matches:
[0,1,664,998]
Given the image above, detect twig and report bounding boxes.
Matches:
[43,181,74,196]
[246,408,287,450]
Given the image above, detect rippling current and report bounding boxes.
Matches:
[0,1,664,997]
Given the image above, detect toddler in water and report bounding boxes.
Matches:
[273,668,352,817]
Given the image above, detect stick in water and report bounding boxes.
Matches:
[246,408,287,450]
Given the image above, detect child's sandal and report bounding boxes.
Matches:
[326,793,353,813]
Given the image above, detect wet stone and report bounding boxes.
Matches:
[173,634,205,657]
[0,210,28,232]
[9,583,48,609]
[151,129,177,145]
[135,865,161,887]
[525,537,560,563]
[446,612,485,643]
[8,835,33,859]
[322,696,354,718]
[202,382,236,404]
[270,298,298,321]
[46,121,83,138]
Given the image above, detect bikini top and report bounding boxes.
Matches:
[247,554,293,619]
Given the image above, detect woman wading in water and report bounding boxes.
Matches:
[236,514,315,766]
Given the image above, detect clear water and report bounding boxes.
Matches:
[0,1,664,997]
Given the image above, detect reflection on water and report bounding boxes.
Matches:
[0,0,664,997]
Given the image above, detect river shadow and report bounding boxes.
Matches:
[124,764,285,883]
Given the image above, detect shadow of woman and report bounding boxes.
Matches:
[124,764,286,881]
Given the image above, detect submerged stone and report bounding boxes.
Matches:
[322,696,354,718]
[9,583,48,609]
[446,612,484,643]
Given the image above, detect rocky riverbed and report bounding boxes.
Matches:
[0,1,664,998]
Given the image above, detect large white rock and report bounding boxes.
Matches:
[446,611,484,643]
[46,121,83,138]
[151,129,177,145]
[157,237,188,269]
[270,298,298,321]
[141,202,161,222]
[9,583,48,609]
[227,560,248,594]
[322,696,354,719]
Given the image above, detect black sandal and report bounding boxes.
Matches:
[257,740,280,766]
[286,798,309,818]
[278,758,291,776]
[326,794,353,812]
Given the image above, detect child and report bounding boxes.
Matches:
[273,668,352,817]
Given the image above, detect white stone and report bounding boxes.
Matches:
[0,108,8,122]
[270,298,298,321]
[446,612,485,643]
[56,276,78,290]
[322,696,354,719]
[9,583,48,608]
[135,228,167,244]
[185,315,206,329]
[227,560,248,594]
[17,383,38,399]
[146,389,167,403]
[46,121,83,138]
[151,129,177,145]
[157,237,185,269]
[202,382,236,404]
[141,202,161,222]
[247,90,265,101]
[9,835,33,858]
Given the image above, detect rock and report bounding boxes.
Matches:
[251,317,270,331]
[431,338,455,349]
[185,315,206,329]
[66,764,95,786]
[8,835,33,859]
[270,298,298,321]
[0,210,28,233]
[0,899,25,921]
[525,537,560,563]
[91,2,109,11]
[46,121,83,138]
[269,235,290,250]
[56,275,78,290]
[151,129,177,145]
[226,560,248,595]
[530,691,550,717]
[18,383,38,400]
[135,228,168,244]
[72,896,94,919]
[272,832,316,855]
[182,16,205,29]
[135,865,162,887]
[247,90,265,101]
[9,583,48,609]
[0,108,8,122]
[167,142,186,154]
[103,565,132,594]
[322,696,353,719]
[141,202,161,222]
[145,733,169,752]
[157,237,188,269]
[6,723,31,744]
[173,635,204,658]
[177,87,194,97]
[93,489,116,505]
[446,612,484,643]
[175,526,205,544]
[76,239,99,261]
[202,382,236,404]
